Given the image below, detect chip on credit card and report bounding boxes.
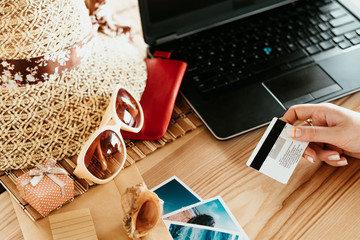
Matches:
[247,117,309,184]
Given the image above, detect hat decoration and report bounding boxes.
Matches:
[0,0,131,88]
[0,0,147,170]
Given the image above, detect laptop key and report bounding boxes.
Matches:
[319,14,331,22]
[329,15,354,28]
[297,31,308,39]
[310,36,321,44]
[332,22,360,36]
[187,66,199,73]
[299,39,310,48]
[308,27,318,36]
[319,41,335,50]
[318,23,330,32]
[345,32,358,40]
[287,43,298,52]
[330,9,347,19]
[309,18,320,26]
[306,45,321,55]
[350,37,360,45]
[319,2,340,13]
[233,68,251,78]
[338,40,352,49]
[333,35,345,43]
[191,75,201,83]
[320,32,332,40]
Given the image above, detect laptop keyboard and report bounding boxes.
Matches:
[150,0,360,94]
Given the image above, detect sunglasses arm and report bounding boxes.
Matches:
[100,104,114,127]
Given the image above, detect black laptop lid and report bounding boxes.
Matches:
[139,0,296,45]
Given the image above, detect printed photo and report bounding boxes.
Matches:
[165,221,248,240]
[163,196,248,238]
[151,176,202,215]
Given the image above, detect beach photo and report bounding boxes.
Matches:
[165,221,247,240]
[163,196,248,238]
[151,176,202,215]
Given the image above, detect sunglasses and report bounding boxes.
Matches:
[73,85,144,184]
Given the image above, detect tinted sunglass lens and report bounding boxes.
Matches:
[84,130,125,180]
[116,88,141,128]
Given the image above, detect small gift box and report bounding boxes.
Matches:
[16,159,74,217]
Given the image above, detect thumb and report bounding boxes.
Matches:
[287,125,339,145]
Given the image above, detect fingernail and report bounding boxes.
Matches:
[328,155,340,161]
[337,160,348,166]
[287,127,302,138]
[305,155,314,163]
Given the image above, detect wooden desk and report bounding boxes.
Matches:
[2,0,360,239]
[137,91,360,240]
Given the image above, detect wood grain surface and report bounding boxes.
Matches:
[0,192,24,240]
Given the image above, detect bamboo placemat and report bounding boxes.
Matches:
[0,96,203,221]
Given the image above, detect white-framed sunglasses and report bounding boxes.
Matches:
[73,85,144,184]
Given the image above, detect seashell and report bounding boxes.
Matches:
[121,183,163,239]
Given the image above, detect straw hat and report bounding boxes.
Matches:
[0,0,147,170]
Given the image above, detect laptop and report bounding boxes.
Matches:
[138,0,360,140]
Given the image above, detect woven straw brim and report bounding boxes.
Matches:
[0,33,147,170]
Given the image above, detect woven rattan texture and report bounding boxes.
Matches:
[0,34,147,170]
[0,0,92,59]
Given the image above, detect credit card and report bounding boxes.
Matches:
[246,117,309,184]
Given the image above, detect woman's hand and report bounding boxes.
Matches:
[282,103,360,166]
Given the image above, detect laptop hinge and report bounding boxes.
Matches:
[155,33,178,45]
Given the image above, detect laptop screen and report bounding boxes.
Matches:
[139,0,294,45]
[148,0,227,23]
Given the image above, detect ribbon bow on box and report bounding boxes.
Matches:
[20,158,69,197]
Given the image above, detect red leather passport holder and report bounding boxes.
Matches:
[121,57,187,140]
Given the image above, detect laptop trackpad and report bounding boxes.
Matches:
[264,65,341,108]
